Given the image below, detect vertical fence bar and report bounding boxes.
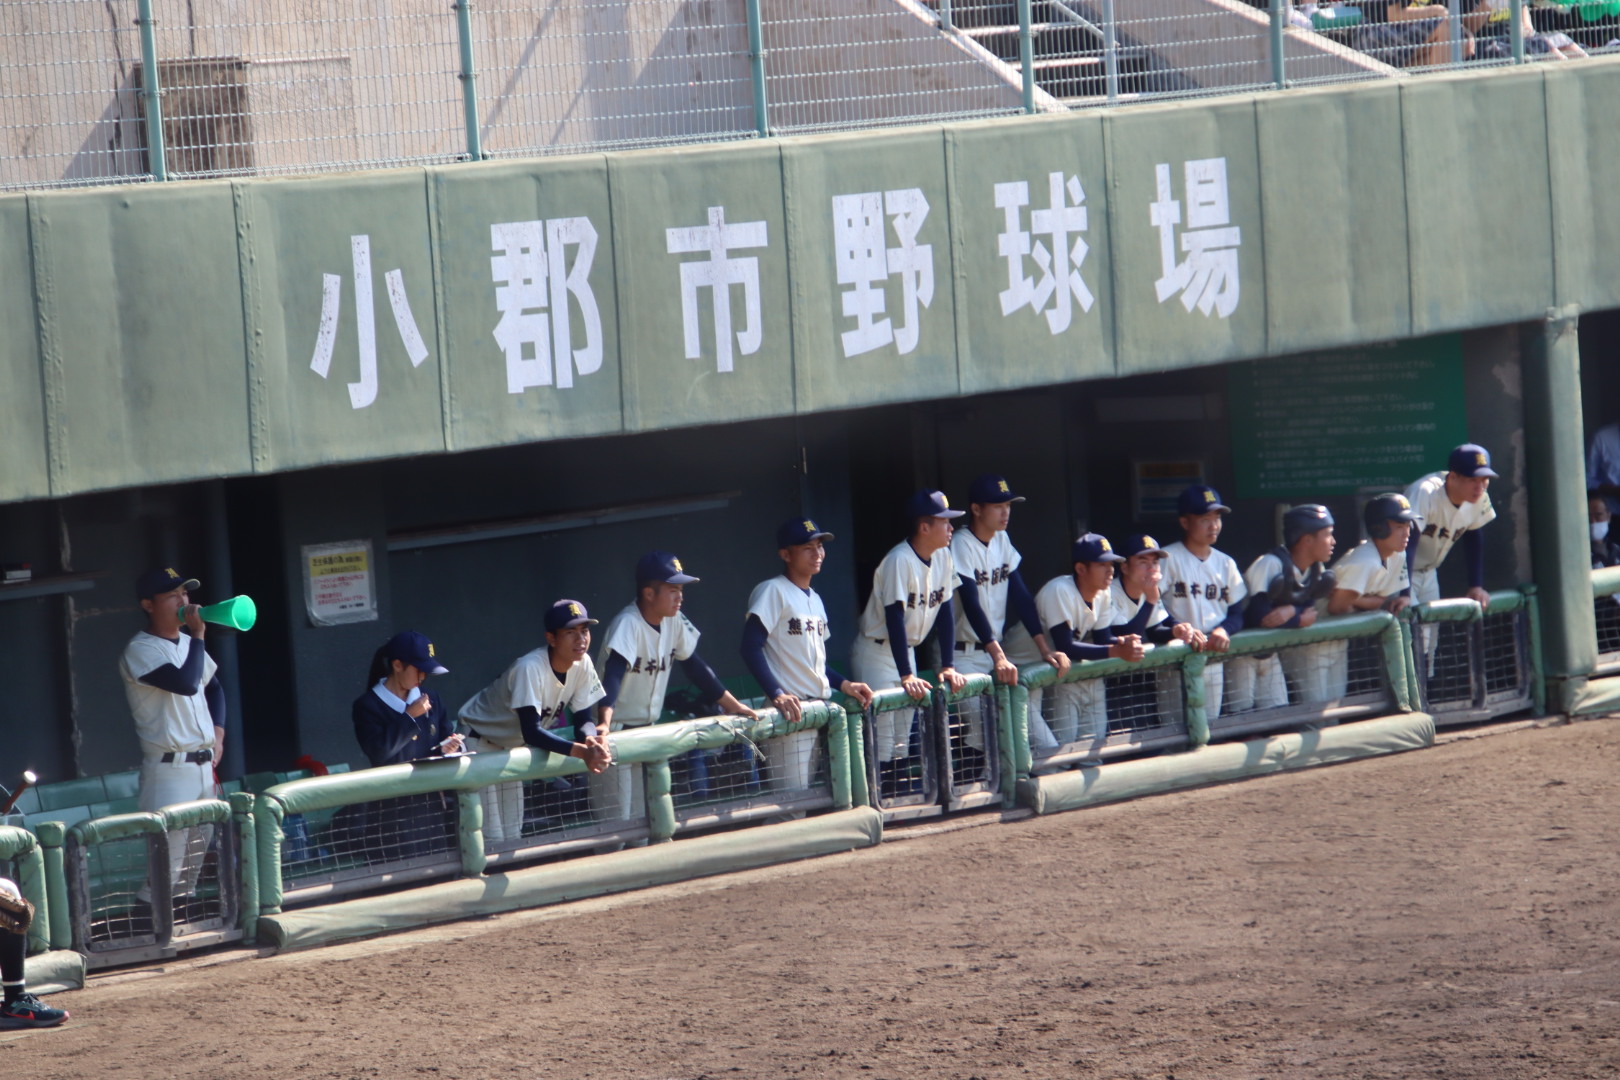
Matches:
[1103,0,1121,102]
[453,0,485,161]
[1269,0,1288,88]
[135,0,167,181]
[1509,0,1527,62]
[940,0,954,31]
[1018,0,1036,114]
[1447,0,1465,64]
[746,0,771,137]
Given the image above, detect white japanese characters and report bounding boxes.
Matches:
[490,218,604,394]
[309,234,430,410]
[1150,157,1241,319]
[831,188,934,357]
[996,171,1093,335]
[665,205,768,373]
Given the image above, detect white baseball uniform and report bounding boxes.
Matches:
[120,631,219,895]
[1234,553,1296,712]
[949,529,1022,751]
[1008,574,1111,761]
[747,575,836,793]
[852,541,957,763]
[458,647,606,842]
[1404,472,1496,604]
[1110,579,1186,723]
[1160,542,1247,721]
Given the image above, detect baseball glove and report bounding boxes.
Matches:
[0,889,33,935]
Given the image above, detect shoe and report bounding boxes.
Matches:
[0,992,69,1029]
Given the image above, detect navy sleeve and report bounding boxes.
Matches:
[1119,598,1155,636]
[677,654,728,705]
[204,675,225,729]
[884,601,912,678]
[137,635,209,695]
[430,689,455,746]
[825,663,851,691]
[350,692,399,767]
[954,577,997,644]
[1143,615,1180,646]
[1464,528,1486,591]
[515,704,577,757]
[934,597,956,670]
[1051,622,1111,661]
[570,708,598,740]
[1405,526,1420,598]
[741,615,784,699]
[598,651,629,709]
[1007,570,1042,640]
[1218,599,1245,637]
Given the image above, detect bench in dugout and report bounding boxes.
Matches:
[1407,590,1540,725]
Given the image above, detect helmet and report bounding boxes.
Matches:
[1363,493,1419,540]
[1282,504,1335,549]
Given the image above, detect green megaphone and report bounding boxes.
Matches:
[178,594,257,631]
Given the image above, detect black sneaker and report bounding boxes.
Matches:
[0,992,69,1029]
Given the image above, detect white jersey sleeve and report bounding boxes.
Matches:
[1405,472,1497,573]
[1333,541,1409,599]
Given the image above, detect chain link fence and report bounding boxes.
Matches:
[1405,591,1539,726]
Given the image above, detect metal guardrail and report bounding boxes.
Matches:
[1592,566,1620,675]
[1403,589,1541,725]
[4,0,1610,192]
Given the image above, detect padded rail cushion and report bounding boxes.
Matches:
[1020,712,1436,815]
[22,949,84,995]
[257,807,882,952]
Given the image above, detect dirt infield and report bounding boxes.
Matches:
[7,719,1620,1079]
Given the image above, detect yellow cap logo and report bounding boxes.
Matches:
[1475,452,1487,466]
[803,520,816,533]
[568,603,582,617]
[1142,536,1158,549]
[166,568,180,580]
[671,558,683,572]
[940,495,951,509]
[1395,495,1410,510]
[427,643,436,658]
[1204,490,1216,504]
[1099,538,1112,552]
[997,480,1009,493]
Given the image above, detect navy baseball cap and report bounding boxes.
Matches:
[906,489,965,520]
[1448,443,1498,479]
[136,567,200,600]
[1072,533,1126,564]
[1363,492,1419,530]
[1177,484,1231,516]
[635,551,699,586]
[1282,504,1336,547]
[777,517,835,548]
[968,474,1025,505]
[545,599,598,632]
[385,630,448,676]
[1119,533,1169,559]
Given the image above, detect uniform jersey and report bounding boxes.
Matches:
[595,604,700,725]
[857,541,957,647]
[1404,472,1496,573]
[1333,540,1409,599]
[748,575,833,700]
[457,646,605,748]
[1108,579,1168,631]
[120,632,219,754]
[1160,542,1247,632]
[1244,552,1306,599]
[1004,574,1111,665]
[950,529,1022,644]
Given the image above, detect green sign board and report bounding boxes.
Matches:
[1228,334,1469,499]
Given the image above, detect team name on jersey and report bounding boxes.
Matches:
[626,655,669,676]
[539,702,570,728]
[1422,524,1466,540]
[906,588,948,610]
[1172,582,1230,602]
[786,617,828,637]
[972,565,1011,587]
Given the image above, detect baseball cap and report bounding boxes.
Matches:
[1119,533,1169,559]
[1282,504,1335,547]
[1072,533,1126,564]
[136,567,200,600]
[1448,443,1499,479]
[1363,492,1419,530]
[545,599,598,632]
[968,474,1025,505]
[384,630,449,676]
[906,489,965,520]
[777,517,835,548]
[635,551,699,586]
[1176,484,1231,516]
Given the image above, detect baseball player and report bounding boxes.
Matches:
[456,600,614,842]
[851,490,969,795]
[741,518,875,795]
[1110,533,1199,727]
[1328,494,1417,618]
[1405,443,1498,609]
[119,568,226,904]
[951,474,1069,768]
[1244,505,1341,706]
[1007,534,1145,762]
[1159,485,1248,719]
[594,552,757,826]
[0,878,67,1028]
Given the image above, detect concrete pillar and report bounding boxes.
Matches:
[1520,306,1595,712]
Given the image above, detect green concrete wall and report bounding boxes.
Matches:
[1,62,1615,507]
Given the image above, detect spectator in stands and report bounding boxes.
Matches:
[1350,0,1460,67]
[456,601,613,842]
[1587,417,1620,515]
[1590,495,1620,568]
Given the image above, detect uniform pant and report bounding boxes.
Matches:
[1028,680,1106,758]
[588,725,646,824]
[137,756,215,899]
[1412,568,1442,679]
[950,646,994,751]
[1223,655,1288,714]
[1280,639,1349,704]
[769,727,819,794]
[851,636,924,764]
[467,735,525,842]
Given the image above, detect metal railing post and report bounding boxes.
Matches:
[1269,0,1287,88]
[1447,0,1465,64]
[135,0,167,181]
[1103,0,1121,102]
[1018,0,1037,114]
[1509,0,1526,62]
[940,0,954,31]
[746,0,771,137]
[453,0,485,161]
